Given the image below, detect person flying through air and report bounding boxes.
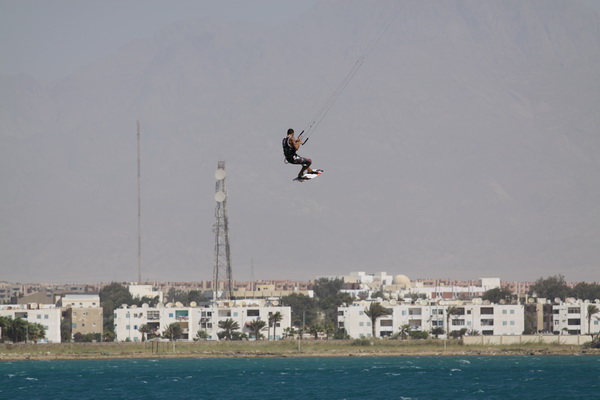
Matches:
[282,128,317,179]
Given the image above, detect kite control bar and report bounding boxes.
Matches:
[298,130,309,145]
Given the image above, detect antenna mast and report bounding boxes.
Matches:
[137,120,142,284]
[213,161,233,301]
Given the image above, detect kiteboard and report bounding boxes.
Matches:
[293,169,323,182]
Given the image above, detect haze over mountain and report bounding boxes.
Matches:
[1,0,599,284]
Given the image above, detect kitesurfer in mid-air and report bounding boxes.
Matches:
[283,128,314,179]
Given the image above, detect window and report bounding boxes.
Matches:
[247,309,260,317]
[37,315,41,319]
[502,310,507,314]
[481,307,494,315]
[503,321,507,326]
[359,322,364,327]
[380,320,393,327]
[510,321,515,326]
[568,319,581,326]
[510,310,515,314]
[148,311,160,320]
[568,308,580,314]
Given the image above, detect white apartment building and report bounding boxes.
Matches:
[552,300,600,335]
[338,301,524,338]
[114,303,291,342]
[0,304,62,343]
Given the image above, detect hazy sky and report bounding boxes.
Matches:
[1,0,599,284]
[0,0,318,82]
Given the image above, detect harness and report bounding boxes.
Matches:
[282,136,296,160]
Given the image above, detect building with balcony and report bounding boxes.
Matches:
[552,300,600,335]
[337,300,524,339]
[114,302,291,342]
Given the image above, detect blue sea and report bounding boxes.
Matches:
[1,355,599,399]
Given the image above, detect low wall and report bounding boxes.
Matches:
[463,334,592,346]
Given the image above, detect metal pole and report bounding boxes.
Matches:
[137,120,142,284]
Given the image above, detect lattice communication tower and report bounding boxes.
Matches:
[212,161,233,300]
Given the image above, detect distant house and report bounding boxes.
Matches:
[0,303,61,343]
[58,294,103,340]
[114,302,291,342]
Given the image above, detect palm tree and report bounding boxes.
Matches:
[162,322,182,341]
[431,327,445,339]
[218,318,240,340]
[138,324,152,342]
[268,312,283,340]
[587,304,599,335]
[248,319,267,340]
[398,324,411,340]
[323,321,335,340]
[309,323,323,340]
[364,302,391,338]
[445,306,459,337]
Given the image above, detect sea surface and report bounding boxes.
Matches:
[1,355,599,399]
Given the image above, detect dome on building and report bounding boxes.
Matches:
[392,274,411,288]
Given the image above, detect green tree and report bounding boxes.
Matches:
[313,278,354,326]
[322,321,335,339]
[196,330,209,340]
[280,293,318,327]
[28,323,46,342]
[482,287,513,304]
[309,323,323,340]
[398,324,411,340]
[60,317,72,342]
[166,288,188,305]
[570,282,600,301]
[218,318,240,340]
[99,282,133,337]
[587,304,599,335]
[268,312,283,340]
[138,324,152,342]
[187,290,205,305]
[364,302,391,338]
[162,322,183,341]
[248,319,267,340]
[431,327,445,339]
[282,327,297,339]
[408,330,429,339]
[529,275,570,301]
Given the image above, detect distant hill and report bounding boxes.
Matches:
[1,0,599,283]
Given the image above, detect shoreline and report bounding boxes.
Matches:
[2,341,598,361]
